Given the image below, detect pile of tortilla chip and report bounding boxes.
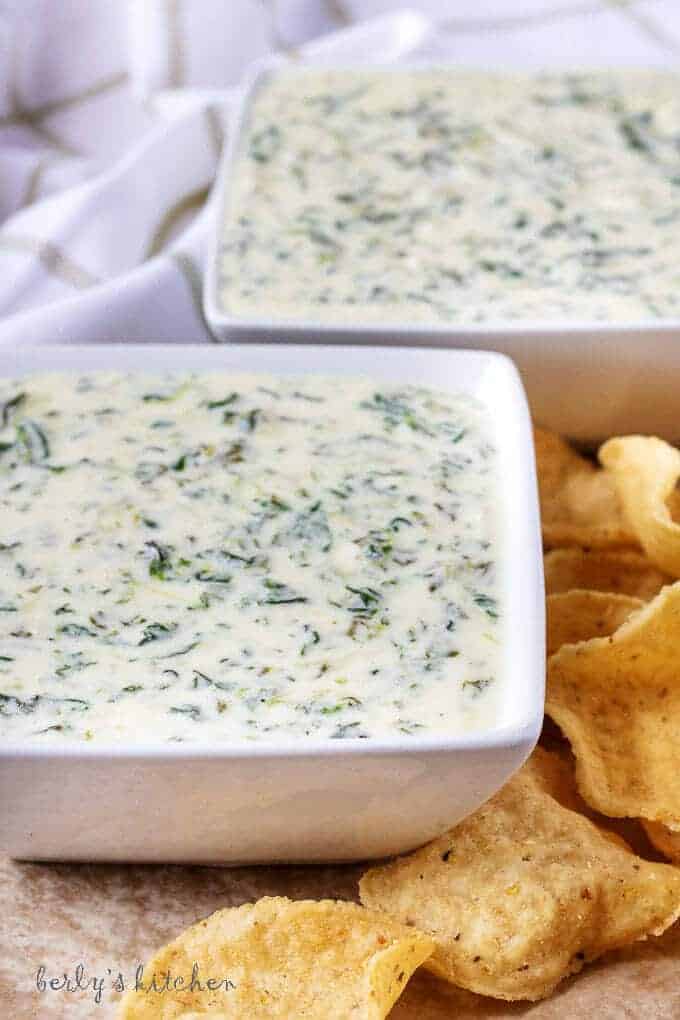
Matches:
[536,430,680,835]
[119,429,680,1017]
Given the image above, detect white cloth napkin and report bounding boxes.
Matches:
[0,0,678,346]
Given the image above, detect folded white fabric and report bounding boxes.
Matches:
[0,0,678,346]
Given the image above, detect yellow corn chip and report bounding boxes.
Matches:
[360,749,680,1002]
[531,747,663,860]
[600,436,680,577]
[534,427,635,549]
[546,590,643,655]
[118,896,433,1020]
[642,820,680,864]
[544,547,669,600]
[547,582,680,829]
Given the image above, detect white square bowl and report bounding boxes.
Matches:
[204,63,680,443]
[0,344,544,864]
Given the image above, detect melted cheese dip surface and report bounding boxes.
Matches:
[221,70,680,324]
[0,372,502,744]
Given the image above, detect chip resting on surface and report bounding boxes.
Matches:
[546,590,643,655]
[599,436,680,578]
[534,427,635,549]
[547,583,680,829]
[117,896,434,1020]
[359,748,680,1002]
[642,820,680,864]
[544,547,669,600]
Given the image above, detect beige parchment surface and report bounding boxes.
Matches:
[1,856,679,1020]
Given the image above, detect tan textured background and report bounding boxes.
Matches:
[2,855,679,1018]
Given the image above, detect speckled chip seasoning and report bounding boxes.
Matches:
[0,372,502,744]
[220,69,680,324]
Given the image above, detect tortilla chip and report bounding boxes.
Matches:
[534,427,635,549]
[360,749,680,1002]
[532,747,664,859]
[117,896,433,1020]
[641,820,680,864]
[599,436,680,577]
[546,591,643,655]
[544,547,669,600]
[547,582,680,829]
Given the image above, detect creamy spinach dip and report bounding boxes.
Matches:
[220,70,680,324]
[0,373,502,744]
